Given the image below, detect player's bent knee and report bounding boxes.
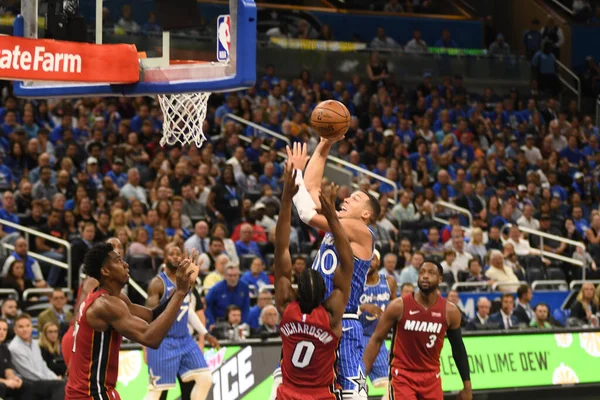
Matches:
[181,370,212,385]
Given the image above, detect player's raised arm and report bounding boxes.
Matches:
[92,254,197,349]
[320,185,353,323]
[363,297,404,375]
[447,303,472,400]
[274,161,298,315]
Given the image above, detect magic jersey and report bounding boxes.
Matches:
[158,270,191,338]
[359,273,392,336]
[311,228,375,314]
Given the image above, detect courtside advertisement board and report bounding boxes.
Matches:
[114,331,600,399]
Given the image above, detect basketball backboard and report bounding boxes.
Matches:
[10,0,256,98]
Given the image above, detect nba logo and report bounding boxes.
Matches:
[217,15,231,63]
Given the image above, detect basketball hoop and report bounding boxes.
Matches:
[157,91,211,148]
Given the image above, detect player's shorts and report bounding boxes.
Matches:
[146,335,208,388]
[338,317,368,399]
[277,383,342,400]
[360,335,388,386]
[389,368,443,400]
[66,388,121,400]
[62,324,75,369]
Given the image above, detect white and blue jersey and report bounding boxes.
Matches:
[359,273,392,385]
[146,271,208,389]
[312,227,375,398]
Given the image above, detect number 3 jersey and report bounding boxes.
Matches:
[279,301,340,390]
[391,294,448,373]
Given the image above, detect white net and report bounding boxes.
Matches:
[157,92,211,148]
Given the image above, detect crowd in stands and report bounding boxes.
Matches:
[0,37,600,346]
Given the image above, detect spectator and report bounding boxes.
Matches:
[370,27,399,49]
[197,237,226,274]
[35,209,65,272]
[379,253,401,283]
[106,158,127,188]
[37,289,72,336]
[212,305,250,342]
[240,257,270,291]
[399,282,414,297]
[38,322,66,376]
[532,41,559,96]
[32,168,57,204]
[540,16,564,58]
[435,28,458,48]
[420,227,444,257]
[465,259,487,284]
[513,284,534,325]
[485,250,520,292]
[517,204,540,230]
[0,317,35,399]
[0,299,18,342]
[398,251,424,286]
[506,226,537,256]
[211,223,239,266]
[391,192,418,226]
[488,34,511,56]
[1,237,46,287]
[1,260,34,298]
[466,297,493,331]
[0,191,19,235]
[205,265,250,328]
[203,255,230,290]
[366,52,389,93]
[247,289,273,330]
[119,168,148,206]
[253,305,279,338]
[207,166,243,233]
[115,4,141,33]
[383,0,404,12]
[235,223,265,263]
[489,293,519,329]
[572,246,599,279]
[523,19,542,59]
[142,11,161,34]
[530,303,553,328]
[465,228,487,261]
[446,290,467,327]
[8,314,65,399]
[184,221,210,254]
[405,29,427,53]
[570,282,599,326]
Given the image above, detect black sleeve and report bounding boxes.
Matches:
[192,288,204,311]
[570,301,586,321]
[447,328,470,382]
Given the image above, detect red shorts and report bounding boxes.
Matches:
[389,368,443,400]
[277,383,341,400]
[62,325,74,369]
[65,388,121,400]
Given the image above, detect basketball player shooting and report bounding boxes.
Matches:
[363,261,472,400]
[274,161,353,400]
[284,140,379,399]
[145,244,219,400]
[65,243,199,400]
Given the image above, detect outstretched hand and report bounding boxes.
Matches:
[282,161,299,200]
[316,183,338,220]
[286,142,311,171]
[175,248,199,293]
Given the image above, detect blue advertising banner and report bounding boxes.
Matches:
[458,291,570,319]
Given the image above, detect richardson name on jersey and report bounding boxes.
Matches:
[403,320,443,334]
[279,322,334,344]
[0,46,82,73]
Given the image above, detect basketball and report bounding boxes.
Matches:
[310,100,351,139]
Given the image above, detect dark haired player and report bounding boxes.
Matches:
[62,237,122,370]
[275,161,354,400]
[65,243,199,399]
[363,261,472,400]
[281,141,379,400]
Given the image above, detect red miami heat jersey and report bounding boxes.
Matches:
[390,293,447,373]
[279,302,340,391]
[66,289,123,399]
